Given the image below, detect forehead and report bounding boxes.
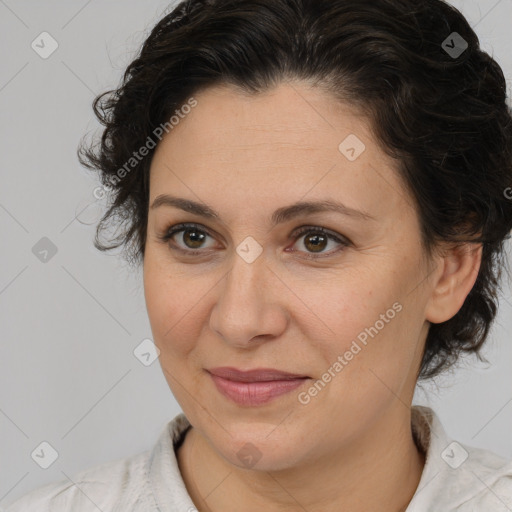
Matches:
[148,82,409,221]
[157,82,375,155]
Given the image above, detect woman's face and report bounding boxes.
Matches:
[143,81,436,471]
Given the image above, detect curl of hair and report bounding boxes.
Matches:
[78,0,512,380]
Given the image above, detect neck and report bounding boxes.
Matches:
[177,405,426,512]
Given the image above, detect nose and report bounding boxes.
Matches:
[209,250,289,348]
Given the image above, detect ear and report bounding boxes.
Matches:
[425,243,482,324]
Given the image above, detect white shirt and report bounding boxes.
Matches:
[5,405,512,511]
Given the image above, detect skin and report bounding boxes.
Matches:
[143,81,482,512]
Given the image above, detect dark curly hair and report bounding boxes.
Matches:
[78,0,512,381]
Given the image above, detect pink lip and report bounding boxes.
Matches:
[207,367,310,406]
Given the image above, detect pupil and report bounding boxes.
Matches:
[306,234,326,253]
[185,230,204,248]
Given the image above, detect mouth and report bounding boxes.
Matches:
[206,366,310,382]
[206,367,311,406]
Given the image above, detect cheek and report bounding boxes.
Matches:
[291,267,394,345]
[294,265,419,386]
[143,256,203,357]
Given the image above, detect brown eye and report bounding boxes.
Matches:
[291,226,350,259]
[158,223,216,253]
[302,232,329,253]
[181,228,207,249]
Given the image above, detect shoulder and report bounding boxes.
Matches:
[410,406,512,510]
[4,414,192,512]
[456,443,512,510]
[4,450,155,512]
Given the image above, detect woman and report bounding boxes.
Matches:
[6,0,512,510]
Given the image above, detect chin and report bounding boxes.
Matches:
[211,430,308,472]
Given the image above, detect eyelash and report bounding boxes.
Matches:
[157,222,351,260]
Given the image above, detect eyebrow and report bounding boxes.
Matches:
[150,194,376,226]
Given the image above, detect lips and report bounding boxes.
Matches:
[207,366,310,383]
[207,367,311,406]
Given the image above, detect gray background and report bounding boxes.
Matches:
[1,0,511,507]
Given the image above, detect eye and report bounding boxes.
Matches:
[157,223,350,259]
[288,225,350,259]
[157,223,217,255]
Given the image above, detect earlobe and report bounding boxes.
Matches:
[425,243,482,324]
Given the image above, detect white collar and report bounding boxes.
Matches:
[407,405,512,510]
